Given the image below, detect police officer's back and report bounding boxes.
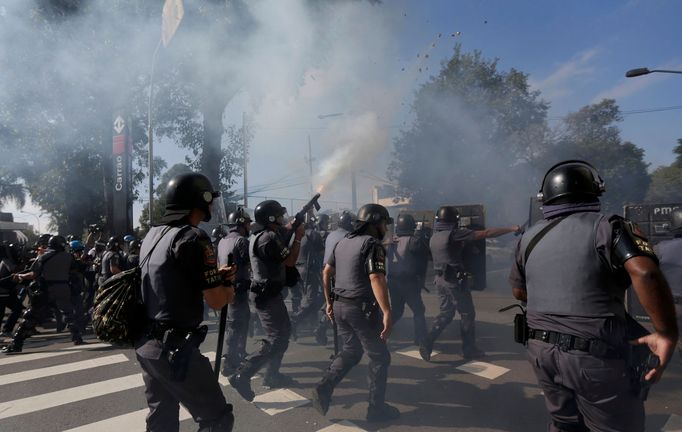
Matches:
[509,160,678,432]
[312,204,400,422]
[387,213,429,345]
[654,207,682,364]
[99,237,123,285]
[135,172,236,432]
[420,206,519,361]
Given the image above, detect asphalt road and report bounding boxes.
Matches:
[0,272,680,432]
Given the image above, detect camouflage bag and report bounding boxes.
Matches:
[92,227,172,345]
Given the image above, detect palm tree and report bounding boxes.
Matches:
[0,178,26,208]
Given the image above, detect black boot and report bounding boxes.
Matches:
[1,341,22,354]
[263,372,297,389]
[366,403,400,422]
[419,336,434,362]
[228,373,254,402]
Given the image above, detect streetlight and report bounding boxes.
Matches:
[625,67,682,78]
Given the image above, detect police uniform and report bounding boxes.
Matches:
[654,236,682,361]
[229,225,293,400]
[4,247,82,352]
[135,224,233,432]
[509,210,656,432]
[98,249,122,286]
[0,256,22,335]
[387,233,429,345]
[217,229,251,373]
[313,226,350,345]
[314,233,392,413]
[422,226,480,358]
[292,226,325,328]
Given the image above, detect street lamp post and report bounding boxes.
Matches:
[625,67,682,78]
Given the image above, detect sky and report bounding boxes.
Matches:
[4,0,682,232]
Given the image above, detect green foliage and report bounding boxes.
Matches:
[646,139,682,203]
[546,99,650,213]
[388,45,550,223]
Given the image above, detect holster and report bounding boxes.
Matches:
[160,325,208,382]
[250,281,283,307]
[513,313,529,344]
[624,314,658,401]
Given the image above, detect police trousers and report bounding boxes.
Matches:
[320,300,391,407]
[240,292,291,379]
[293,268,323,325]
[0,291,23,333]
[223,287,251,369]
[136,337,232,432]
[427,279,476,351]
[387,274,426,344]
[526,339,644,432]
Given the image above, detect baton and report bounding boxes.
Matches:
[214,254,233,377]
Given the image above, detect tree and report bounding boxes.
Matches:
[547,99,650,213]
[646,139,682,203]
[388,45,550,224]
[138,163,193,235]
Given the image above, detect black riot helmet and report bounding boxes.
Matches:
[48,235,67,252]
[163,172,220,223]
[129,239,141,253]
[338,211,354,231]
[396,213,417,235]
[537,160,605,204]
[670,207,682,235]
[211,226,226,240]
[35,233,51,249]
[317,214,330,231]
[254,200,287,225]
[227,208,252,227]
[356,204,393,226]
[106,236,122,251]
[435,206,460,226]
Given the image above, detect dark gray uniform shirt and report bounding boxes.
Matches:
[324,228,349,266]
[509,213,629,343]
[218,230,250,283]
[250,229,289,286]
[140,225,221,330]
[327,234,386,299]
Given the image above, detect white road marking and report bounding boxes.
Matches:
[456,361,510,380]
[62,343,111,351]
[395,346,439,360]
[63,406,192,432]
[316,420,367,432]
[253,388,309,416]
[0,374,144,420]
[0,350,75,367]
[0,354,128,386]
[663,414,682,432]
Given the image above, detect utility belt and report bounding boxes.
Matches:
[434,264,471,285]
[331,293,379,321]
[146,321,208,382]
[528,328,621,358]
[250,280,284,306]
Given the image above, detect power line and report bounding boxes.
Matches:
[548,104,682,121]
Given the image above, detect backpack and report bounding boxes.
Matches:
[92,227,172,345]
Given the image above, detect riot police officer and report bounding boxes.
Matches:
[212,225,226,251]
[229,200,304,401]
[387,213,430,345]
[654,207,682,364]
[509,160,678,432]
[420,206,519,361]
[312,204,400,422]
[218,208,252,376]
[3,235,84,353]
[126,239,141,269]
[313,211,355,346]
[99,236,123,286]
[291,214,325,338]
[0,243,22,337]
[135,172,236,432]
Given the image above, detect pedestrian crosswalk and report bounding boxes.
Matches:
[0,332,678,432]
